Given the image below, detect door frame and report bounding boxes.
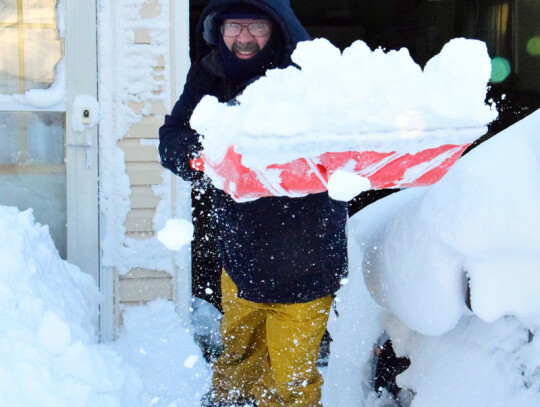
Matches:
[65,1,103,336]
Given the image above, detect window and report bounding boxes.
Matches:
[0,0,66,257]
[0,0,63,94]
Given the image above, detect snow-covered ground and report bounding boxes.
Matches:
[1,35,539,406]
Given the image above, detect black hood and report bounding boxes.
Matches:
[195,0,310,64]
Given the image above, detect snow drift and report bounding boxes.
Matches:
[357,109,540,336]
[0,207,209,406]
[323,110,540,406]
[0,206,141,406]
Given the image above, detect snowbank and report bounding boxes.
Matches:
[384,313,540,407]
[0,206,210,406]
[0,206,141,406]
[191,38,497,169]
[356,109,540,336]
[324,110,540,406]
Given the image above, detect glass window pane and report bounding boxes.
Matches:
[23,28,62,91]
[0,28,21,94]
[0,111,67,258]
[0,0,18,23]
[27,112,65,165]
[0,112,22,164]
[23,0,58,24]
[0,112,65,165]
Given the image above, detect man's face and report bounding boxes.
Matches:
[222,18,272,60]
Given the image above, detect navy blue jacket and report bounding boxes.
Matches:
[159,0,348,303]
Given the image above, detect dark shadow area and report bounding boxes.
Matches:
[374,339,412,398]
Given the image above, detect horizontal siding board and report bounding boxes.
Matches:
[134,29,151,44]
[154,56,165,70]
[119,139,159,162]
[130,185,160,208]
[121,268,171,279]
[139,0,161,19]
[119,277,173,302]
[127,116,163,139]
[150,102,168,115]
[126,162,163,185]
[129,101,168,115]
[124,208,155,232]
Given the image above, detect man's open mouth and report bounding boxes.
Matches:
[233,42,260,59]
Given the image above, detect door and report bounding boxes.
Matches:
[0,1,99,284]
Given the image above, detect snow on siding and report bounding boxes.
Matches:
[97,0,177,286]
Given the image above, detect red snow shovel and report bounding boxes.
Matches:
[191,140,472,201]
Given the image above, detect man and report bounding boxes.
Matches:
[159,1,348,406]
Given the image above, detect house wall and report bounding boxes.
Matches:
[98,0,191,336]
[118,0,176,325]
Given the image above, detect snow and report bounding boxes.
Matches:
[98,0,186,276]
[0,206,210,406]
[356,110,540,336]
[191,38,497,170]
[323,110,540,406]
[112,300,210,406]
[2,2,539,403]
[0,206,140,406]
[3,110,538,406]
[156,218,194,251]
[0,60,66,110]
[327,170,371,201]
[382,314,539,407]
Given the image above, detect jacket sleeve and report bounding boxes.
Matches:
[159,64,208,182]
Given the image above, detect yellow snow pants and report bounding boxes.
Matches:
[212,270,333,407]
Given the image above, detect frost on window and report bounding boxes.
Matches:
[0,0,66,258]
[0,0,63,95]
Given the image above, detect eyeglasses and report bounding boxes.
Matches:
[220,22,272,37]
